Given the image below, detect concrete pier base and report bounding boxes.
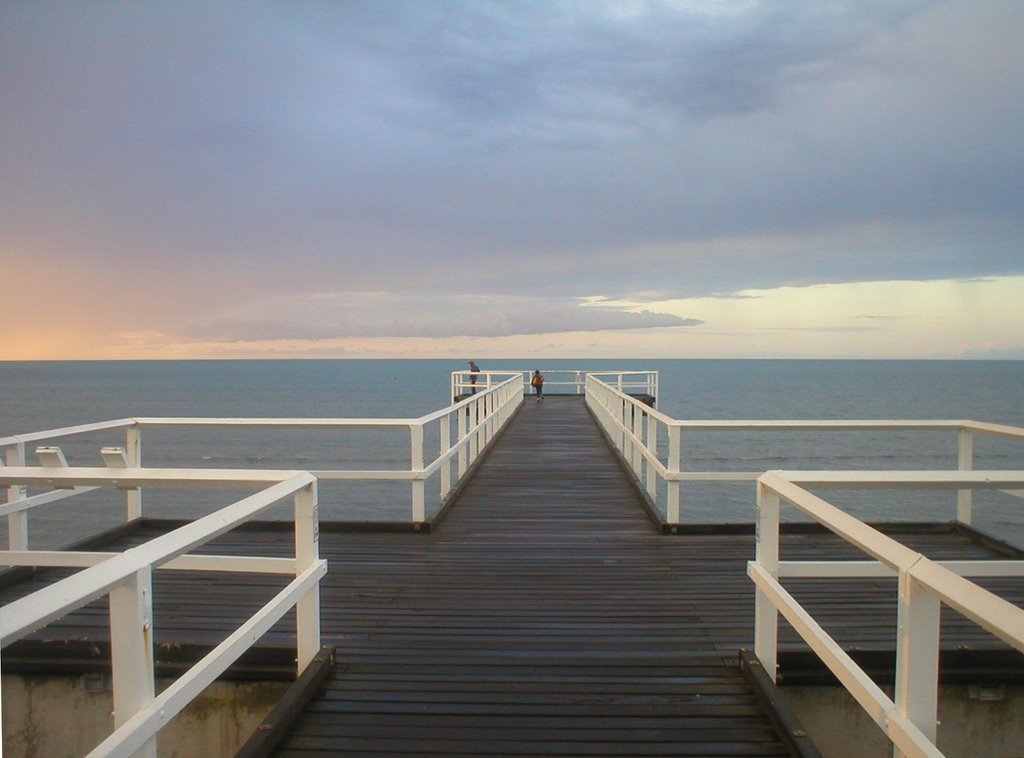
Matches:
[2,674,288,757]
[783,683,1024,758]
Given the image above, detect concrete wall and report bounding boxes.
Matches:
[783,683,1024,758]
[2,673,289,757]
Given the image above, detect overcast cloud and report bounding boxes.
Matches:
[2,1,1022,352]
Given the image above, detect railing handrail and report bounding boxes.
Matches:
[751,470,1024,758]
[452,369,657,399]
[584,374,1024,527]
[0,375,527,449]
[2,374,526,528]
[0,468,324,758]
[0,418,136,449]
[0,469,316,644]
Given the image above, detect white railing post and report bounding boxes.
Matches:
[440,413,452,499]
[645,415,658,499]
[5,441,28,551]
[457,405,468,477]
[126,423,143,521]
[467,400,477,463]
[109,565,156,758]
[894,570,941,753]
[631,404,643,476]
[619,398,629,457]
[754,482,780,681]
[667,425,681,524]
[957,428,974,525]
[293,481,321,670]
[410,424,425,522]
[487,391,495,444]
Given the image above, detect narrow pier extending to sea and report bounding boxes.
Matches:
[2,371,1023,757]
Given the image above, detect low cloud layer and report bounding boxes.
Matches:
[2,2,1022,355]
[180,294,700,341]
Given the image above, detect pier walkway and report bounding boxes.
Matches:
[3,394,1023,756]
[273,395,795,756]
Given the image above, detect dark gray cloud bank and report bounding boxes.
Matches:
[2,1,1022,341]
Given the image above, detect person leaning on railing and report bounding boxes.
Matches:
[468,361,480,394]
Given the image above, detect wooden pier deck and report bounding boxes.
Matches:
[3,396,1023,756]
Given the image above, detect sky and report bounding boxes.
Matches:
[2,0,1022,360]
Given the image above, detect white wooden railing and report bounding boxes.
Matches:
[0,374,524,548]
[585,374,1024,528]
[750,470,1024,758]
[454,369,656,399]
[0,467,325,758]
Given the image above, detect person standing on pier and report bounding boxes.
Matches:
[531,369,544,401]
[468,361,480,394]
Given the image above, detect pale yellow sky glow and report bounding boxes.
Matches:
[4,276,1021,360]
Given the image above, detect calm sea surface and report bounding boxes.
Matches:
[1,359,1022,548]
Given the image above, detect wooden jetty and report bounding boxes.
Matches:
[3,395,1023,756]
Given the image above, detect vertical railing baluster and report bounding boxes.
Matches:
[410,424,425,522]
[5,441,28,551]
[440,413,451,499]
[667,425,681,524]
[294,481,321,669]
[631,404,643,476]
[894,569,940,753]
[957,427,973,525]
[126,423,143,521]
[470,398,480,463]
[457,404,468,477]
[110,566,156,758]
[754,483,780,681]
[646,414,658,499]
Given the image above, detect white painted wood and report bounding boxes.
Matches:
[0,550,297,573]
[957,428,973,524]
[0,486,100,518]
[457,404,468,477]
[667,425,681,524]
[961,420,1024,440]
[908,556,1024,652]
[0,473,315,644]
[769,470,1024,489]
[293,483,321,669]
[109,566,156,758]
[86,561,326,758]
[126,425,143,520]
[0,418,135,447]
[409,424,425,521]
[748,563,943,758]
[895,570,940,747]
[439,414,451,498]
[645,411,658,498]
[777,559,1024,579]
[0,466,310,489]
[753,486,780,680]
[3,442,29,550]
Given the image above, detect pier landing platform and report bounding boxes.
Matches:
[3,397,1022,756]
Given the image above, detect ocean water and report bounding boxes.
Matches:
[1,360,1022,548]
